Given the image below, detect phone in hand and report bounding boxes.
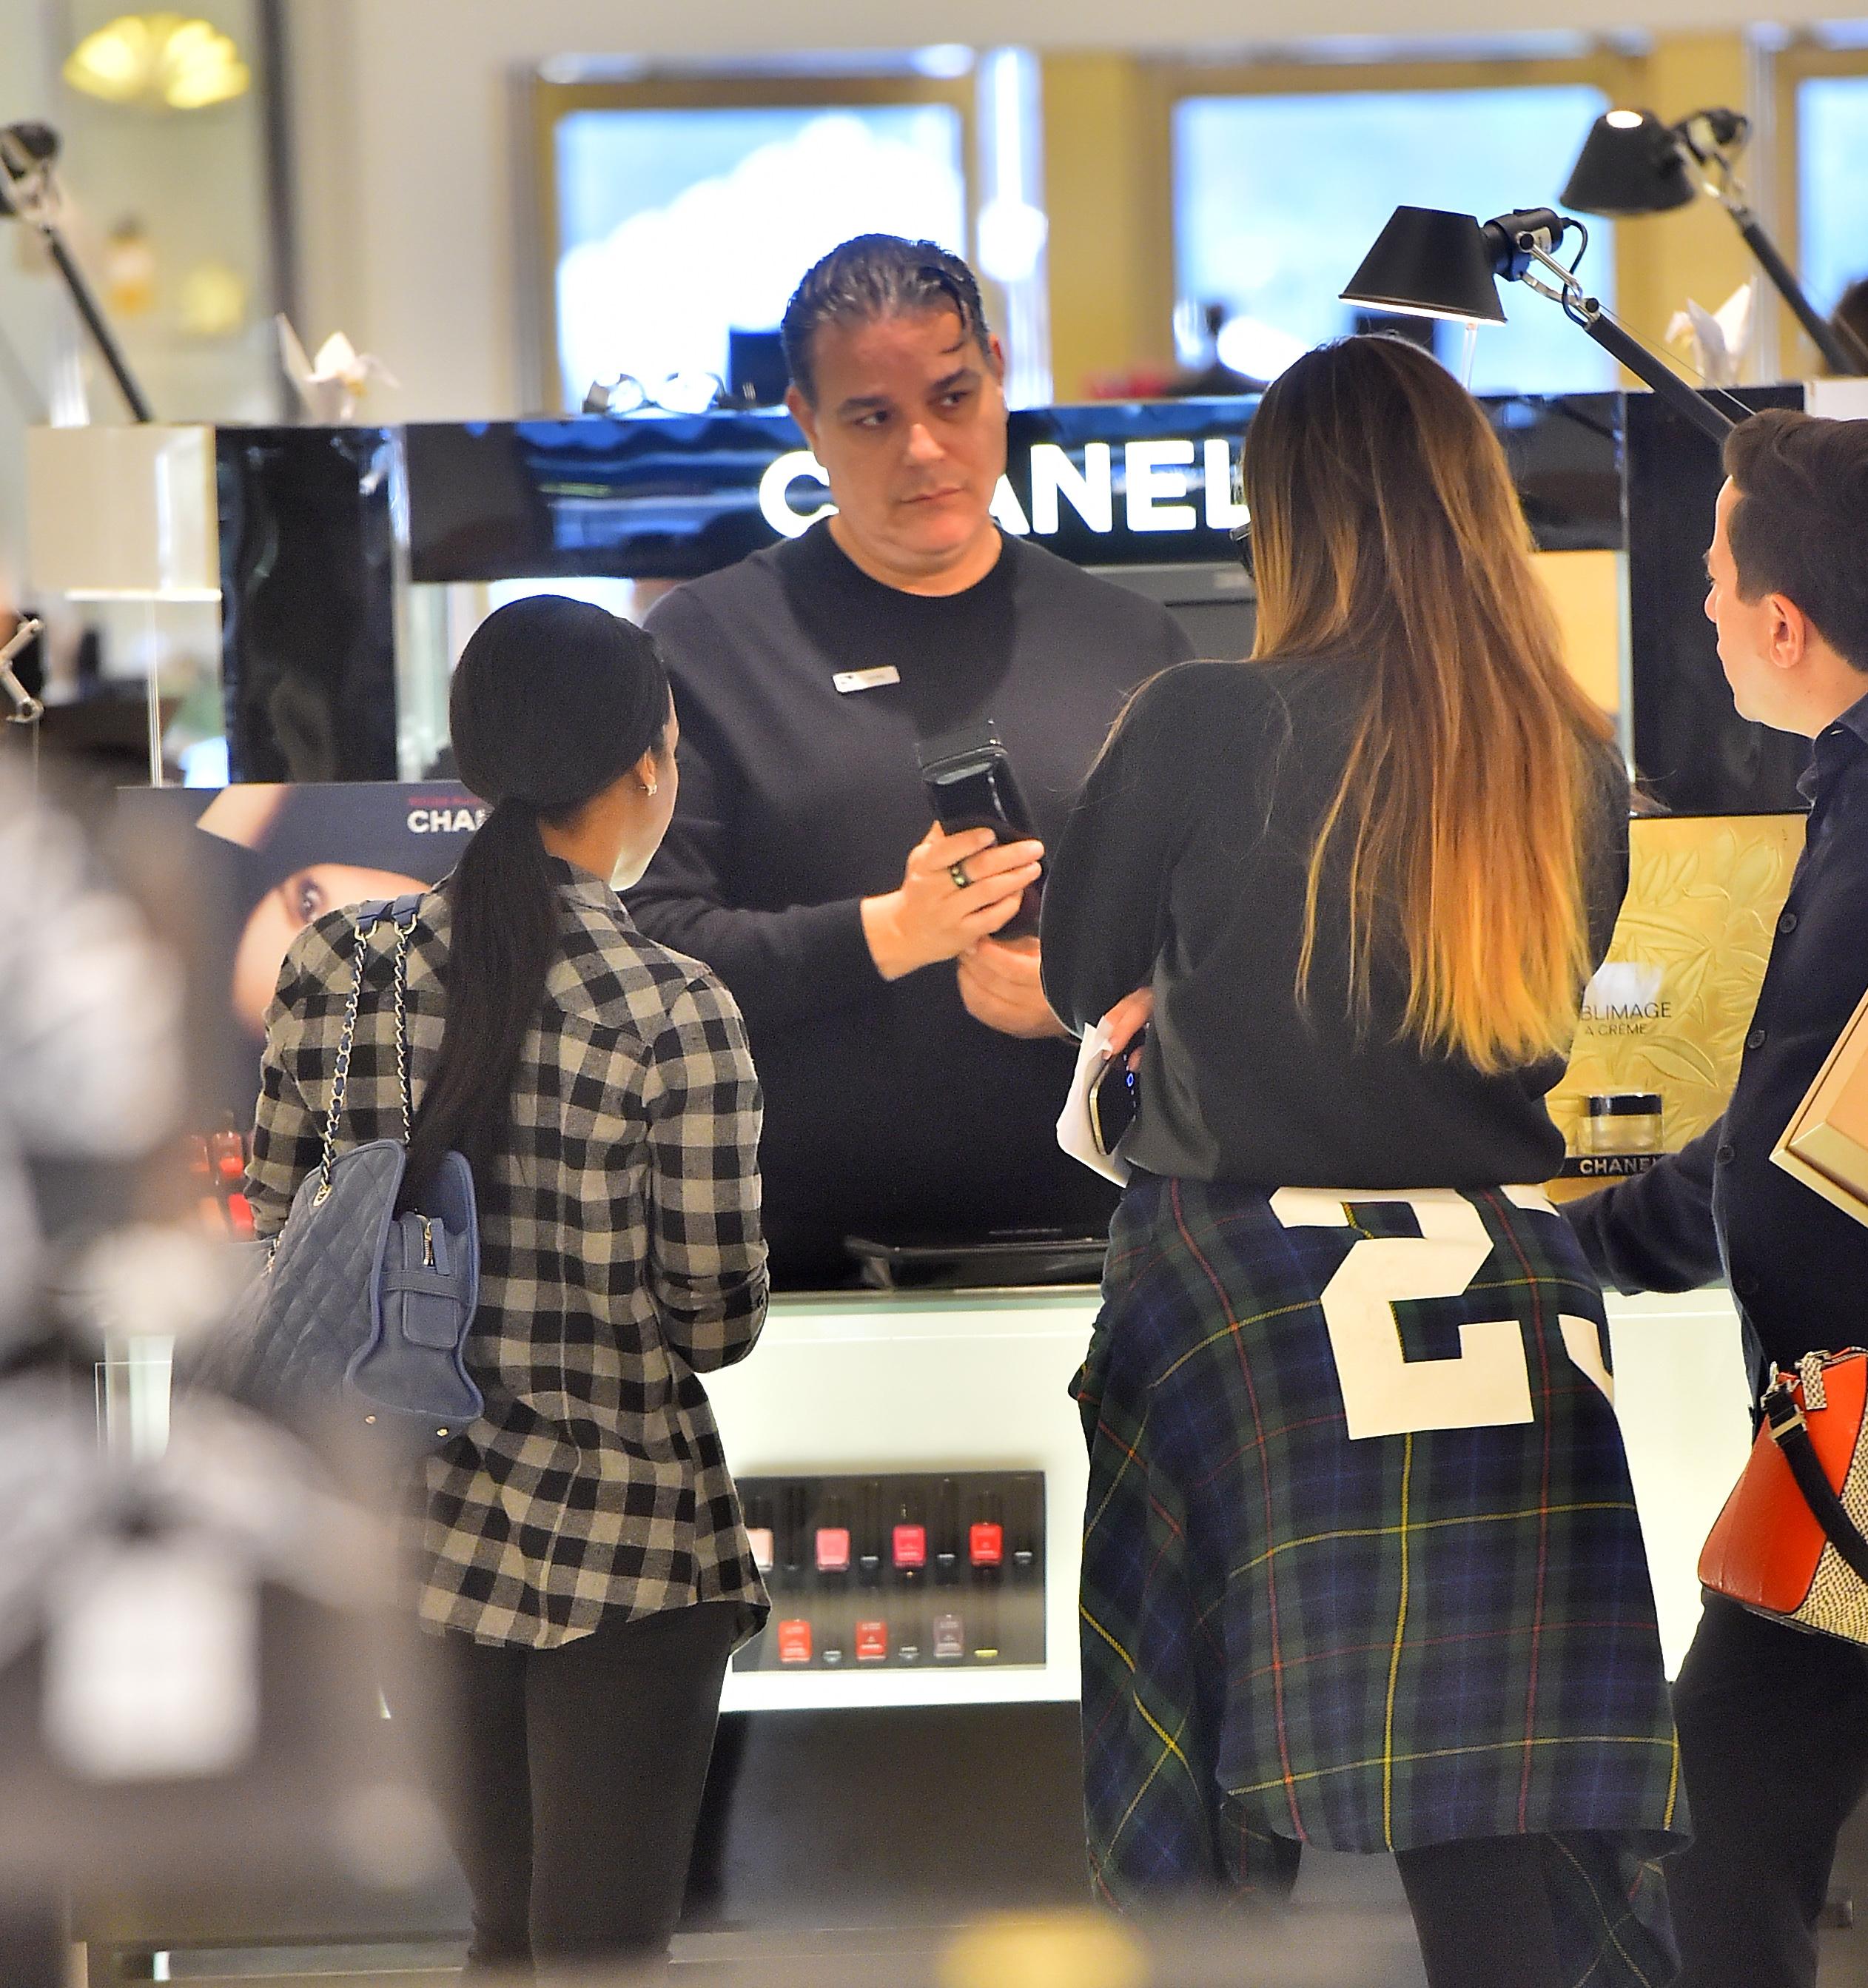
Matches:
[1089,1033,1142,1158]
[916,721,1042,939]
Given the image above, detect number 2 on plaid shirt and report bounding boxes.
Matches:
[1268,1187,1615,1440]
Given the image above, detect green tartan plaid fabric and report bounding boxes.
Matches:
[1077,1175,1684,1986]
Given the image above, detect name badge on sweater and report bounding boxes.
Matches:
[833,666,901,694]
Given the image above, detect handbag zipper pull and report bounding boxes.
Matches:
[421,1218,436,1268]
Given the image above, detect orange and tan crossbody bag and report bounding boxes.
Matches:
[1700,1351,1868,1646]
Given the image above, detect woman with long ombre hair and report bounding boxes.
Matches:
[1041,335,1681,1988]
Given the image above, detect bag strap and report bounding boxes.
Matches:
[1764,1379,1868,1588]
[314,896,423,1205]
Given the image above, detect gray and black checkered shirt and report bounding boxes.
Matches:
[246,861,770,1650]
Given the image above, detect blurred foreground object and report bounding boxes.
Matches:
[606,1905,1426,1988]
[0,1387,447,1896]
[0,773,182,1349]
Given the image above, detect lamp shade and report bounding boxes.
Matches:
[27,424,220,600]
[1561,110,1695,218]
[1340,206,1506,325]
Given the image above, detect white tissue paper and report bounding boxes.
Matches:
[277,316,399,421]
[1057,1019,1133,1186]
[1666,281,1755,389]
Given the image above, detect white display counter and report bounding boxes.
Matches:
[706,1282,1756,1713]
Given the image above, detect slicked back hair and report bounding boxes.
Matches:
[780,235,992,406]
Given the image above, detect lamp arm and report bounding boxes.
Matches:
[0,142,153,423]
[1720,199,1868,377]
[1516,239,1736,443]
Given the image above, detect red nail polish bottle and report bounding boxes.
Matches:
[776,1618,813,1665]
[892,1494,927,1586]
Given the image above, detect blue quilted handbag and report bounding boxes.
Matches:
[210,898,483,1451]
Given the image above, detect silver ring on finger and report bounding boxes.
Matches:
[947,861,970,890]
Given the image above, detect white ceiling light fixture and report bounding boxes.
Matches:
[64,13,251,113]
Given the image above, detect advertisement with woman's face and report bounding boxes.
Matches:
[121,781,486,1122]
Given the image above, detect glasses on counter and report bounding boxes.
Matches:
[581,369,728,417]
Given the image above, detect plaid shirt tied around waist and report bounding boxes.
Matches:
[1078,1175,1684,1985]
[246,862,770,1650]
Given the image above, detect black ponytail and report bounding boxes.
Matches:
[404,597,670,1188]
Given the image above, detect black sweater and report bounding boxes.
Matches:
[1041,655,1630,1189]
[631,523,1193,1284]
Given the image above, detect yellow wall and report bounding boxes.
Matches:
[1041,55,1175,402]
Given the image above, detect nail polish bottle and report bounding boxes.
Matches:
[776,1616,813,1666]
[819,1590,847,1668]
[855,1615,889,1663]
[968,1493,1004,1575]
[814,1493,852,1580]
[780,1484,808,1590]
[933,1610,965,1662]
[857,1479,884,1587]
[744,1493,776,1579]
[970,1492,1004,1662]
[892,1493,927,1590]
[897,1594,924,1665]
[1009,1479,1039,1584]
[934,1477,961,1587]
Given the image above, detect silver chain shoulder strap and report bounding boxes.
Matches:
[314,901,419,1206]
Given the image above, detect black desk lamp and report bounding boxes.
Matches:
[1562,106,1868,378]
[1341,203,1738,443]
[0,122,154,423]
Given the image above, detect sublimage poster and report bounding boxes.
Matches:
[1547,810,1807,1190]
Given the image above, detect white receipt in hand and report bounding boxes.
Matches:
[1056,1020,1133,1186]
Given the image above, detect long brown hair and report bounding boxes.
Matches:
[1244,335,1614,1072]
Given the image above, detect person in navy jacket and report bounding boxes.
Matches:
[1568,408,1868,1988]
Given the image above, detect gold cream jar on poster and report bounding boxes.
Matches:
[1548,813,1807,1200]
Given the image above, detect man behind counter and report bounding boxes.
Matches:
[630,235,1193,1285]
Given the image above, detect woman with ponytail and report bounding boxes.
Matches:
[1041,337,1681,1987]
[247,596,767,1974]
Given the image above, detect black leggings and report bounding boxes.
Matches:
[429,1601,739,1976]
[1394,1836,1568,1988]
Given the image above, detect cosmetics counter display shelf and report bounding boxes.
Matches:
[702,1277,1756,1702]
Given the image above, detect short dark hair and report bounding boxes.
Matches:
[1723,409,1868,673]
[779,235,991,406]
